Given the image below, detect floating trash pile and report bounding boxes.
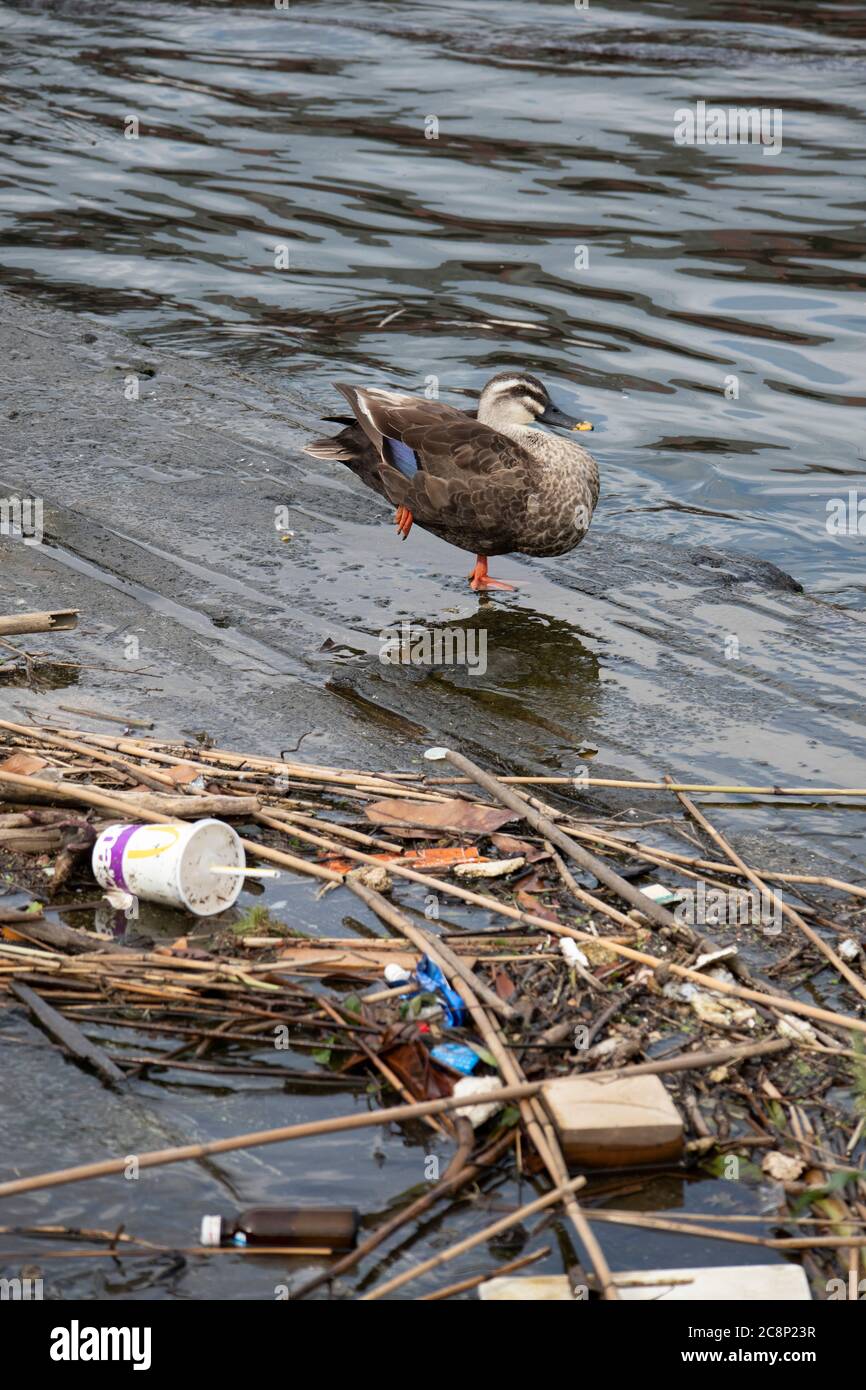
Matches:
[1,715,865,1300]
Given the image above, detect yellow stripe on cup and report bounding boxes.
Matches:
[126,824,184,860]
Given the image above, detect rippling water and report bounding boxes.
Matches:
[1,0,865,1301]
[1,0,865,604]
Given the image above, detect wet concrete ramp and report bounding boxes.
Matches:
[1,290,863,876]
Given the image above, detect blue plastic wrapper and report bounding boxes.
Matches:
[431,1042,479,1075]
[414,955,466,1027]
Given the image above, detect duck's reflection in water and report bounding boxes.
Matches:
[374,605,602,748]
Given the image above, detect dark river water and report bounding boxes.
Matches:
[1,0,865,602]
[1,0,865,1300]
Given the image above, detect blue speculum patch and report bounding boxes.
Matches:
[386,436,418,478]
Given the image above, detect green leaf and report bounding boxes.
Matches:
[467,1044,498,1069]
[311,1032,337,1067]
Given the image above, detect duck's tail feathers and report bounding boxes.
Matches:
[303,435,356,462]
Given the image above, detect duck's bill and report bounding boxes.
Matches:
[539,402,593,432]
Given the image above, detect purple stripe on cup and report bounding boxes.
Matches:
[107,824,139,891]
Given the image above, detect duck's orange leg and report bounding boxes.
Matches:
[468,555,515,592]
[395,505,413,540]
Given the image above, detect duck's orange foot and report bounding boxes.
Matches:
[468,555,515,592]
[395,505,413,540]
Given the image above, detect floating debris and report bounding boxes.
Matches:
[1,719,866,1301]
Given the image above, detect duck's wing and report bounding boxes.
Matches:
[304,403,477,502]
[333,384,533,543]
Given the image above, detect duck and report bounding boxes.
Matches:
[304,372,598,591]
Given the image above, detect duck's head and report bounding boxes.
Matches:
[477,372,593,433]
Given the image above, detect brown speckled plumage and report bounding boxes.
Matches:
[305,372,599,561]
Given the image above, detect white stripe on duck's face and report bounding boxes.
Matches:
[477,374,550,429]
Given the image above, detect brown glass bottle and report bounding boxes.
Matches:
[200,1206,359,1250]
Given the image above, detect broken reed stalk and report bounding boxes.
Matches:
[255,811,866,1037]
[33,719,866,803]
[348,877,618,1299]
[0,610,78,636]
[11,719,863,902]
[32,720,866,802]
[667,778,866,1004]
[359,1175,587,1301]
[0,764,340,885]
[586,1209,866,1252]
[9,981,125,1088]
[428,773,866,801]
[591,1037,789,1080]
[56,704,154,729]
[36,725,449,801]
[0,718,178,789]
[560,822,866,904]
[429,747,680,934]
[0,768,179,821]
[281,811,403,853]
[0,1083,543,1199]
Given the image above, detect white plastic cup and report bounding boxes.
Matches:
[92,819,245,916]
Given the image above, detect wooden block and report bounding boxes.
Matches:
[478,1264,811,1301]
[542,1073,683,1167]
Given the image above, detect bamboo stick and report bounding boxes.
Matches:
[428,774,866,801]
[0,1083,543,1199]
[425,747,681,934]
[590,1037,789,1080]
[0,610,78,636]
[254,810,866,1036]
[668,779,866,1004]
[586,1208,866,1252]
[0,718,179,789]
[561,823,866,903]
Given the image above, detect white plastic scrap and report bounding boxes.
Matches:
[762,1151,806,1183]
[560,938,590,970]
[777,1015,819,1045]
[662,970,754,1025]
[689,989,756,1029]
[353,864,392,893]
[693,946,738,972]
[451,1075,504,1129]
[639,883,682,906]
[383,962,411,986]
[453,856,525,879]
[102,888,136,913]
[839,938,861,961]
